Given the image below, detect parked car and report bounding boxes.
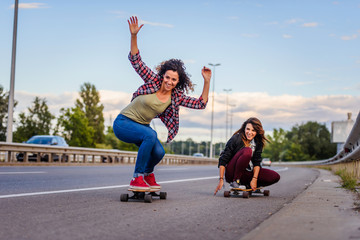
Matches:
[193,153,205,157]
[16,135,69,162]
[262,158,272,167]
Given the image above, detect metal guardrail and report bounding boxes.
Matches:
[316,111,360,165]
[0,142,218,165]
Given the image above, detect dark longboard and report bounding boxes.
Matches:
[224,187,270,198]
[120,188,167,203]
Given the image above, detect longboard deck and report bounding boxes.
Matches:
[230,187,262,192]
[224,187,269,198]
[127,188,161,193]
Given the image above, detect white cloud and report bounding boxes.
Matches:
[12,90,360,143]
[285,18,303,25]
[341,34,358,41]
[302,22,319,27]
[139,20,174,28]
[11,3,49,9]
[282,34,293,39]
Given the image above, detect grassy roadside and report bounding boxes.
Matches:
[334,169,359,191]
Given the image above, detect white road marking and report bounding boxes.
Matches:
[274,167,288,172]
[0,176,218,199]
[0,172,46,175]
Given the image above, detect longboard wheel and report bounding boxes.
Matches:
[224,191,231,198]
[120,193,129,202]
[242,191,250,198]
[160,192,167,199]
[263,190,270,196]
[144,194,152,203]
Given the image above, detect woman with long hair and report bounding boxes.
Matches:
[113,16,211,191]
[214,117,280,195]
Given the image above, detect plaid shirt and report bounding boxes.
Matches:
[128,51,208,142]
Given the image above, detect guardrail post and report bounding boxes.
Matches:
[24,152,28,163]
[7,151,12,162]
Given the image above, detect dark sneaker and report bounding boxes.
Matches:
[230,179,245,189]
[144,173,161,189]
[129,176,151,190]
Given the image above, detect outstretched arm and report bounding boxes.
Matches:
[128,16,144,56]
[214,165,225,195]
[200,67,211,103]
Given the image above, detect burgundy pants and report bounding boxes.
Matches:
[225,147,280,187]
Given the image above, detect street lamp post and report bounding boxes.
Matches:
[229,104,236,136]
[6,0,19,144]
[208,63,220,159]
[223,89,232,141]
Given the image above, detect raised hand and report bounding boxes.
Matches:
[201,66,212,83]
[128,16,144,36]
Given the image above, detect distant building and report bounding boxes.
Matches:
[331,113,354,153]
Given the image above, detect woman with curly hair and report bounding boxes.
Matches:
[214,117,280,195]
[113,16,211,190]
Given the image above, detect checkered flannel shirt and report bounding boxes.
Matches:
[128,51,208,143]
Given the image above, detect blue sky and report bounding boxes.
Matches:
[1,0,359,143]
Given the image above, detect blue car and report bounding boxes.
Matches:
[25,135,69,147]
[16,135,69,162]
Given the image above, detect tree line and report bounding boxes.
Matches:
[0,83,336,161]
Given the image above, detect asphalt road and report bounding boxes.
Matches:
[0,165,319,240]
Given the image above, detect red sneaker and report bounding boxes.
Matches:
[144,173,161,189]
[129,176,150,190]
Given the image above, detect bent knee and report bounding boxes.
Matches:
[273,172,280,183]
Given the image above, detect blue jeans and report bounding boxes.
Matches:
[113,114,165,177]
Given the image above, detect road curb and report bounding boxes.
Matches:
[240,169,360,240]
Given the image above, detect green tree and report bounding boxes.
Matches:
[263,128,287,162]
[0,86,9,141]
[75,83,105,144]
[55,107,95,147]
[281,142,311,162]
[13,97,54,143]
[286,121,336,160]
[0,86,18,141]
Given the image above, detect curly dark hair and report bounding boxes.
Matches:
[233,117,270,148]
[155,59,194,93]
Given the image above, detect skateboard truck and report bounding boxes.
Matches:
[120,188,167,203]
